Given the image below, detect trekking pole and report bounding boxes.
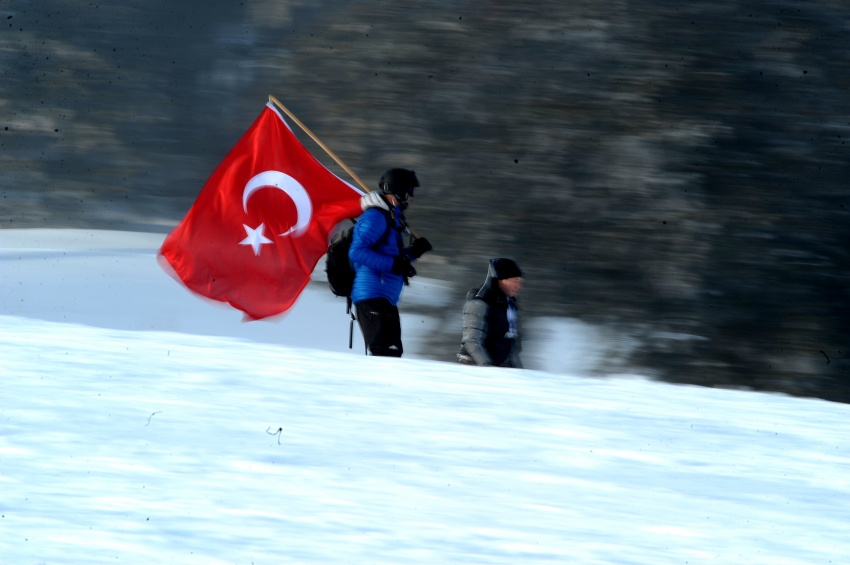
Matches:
[268,94,421,239]
[347,298,366,355]
[347,297,355,349]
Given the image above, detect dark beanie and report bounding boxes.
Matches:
[490,258,523,280]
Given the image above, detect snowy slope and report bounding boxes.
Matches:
[0,229,444,357]
[2,315,849,564]
[0,229,641,375]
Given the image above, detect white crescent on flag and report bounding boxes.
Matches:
[242,170,313,237]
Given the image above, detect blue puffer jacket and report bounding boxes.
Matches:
[349,206,409,305]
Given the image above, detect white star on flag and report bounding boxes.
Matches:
[240,223,273,256]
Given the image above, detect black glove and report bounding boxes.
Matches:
[391,256,417,278]
[409,237,433,259]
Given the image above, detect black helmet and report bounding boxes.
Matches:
[379,168,419,203]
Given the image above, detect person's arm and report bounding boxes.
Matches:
[461,298,495,366]
[348,209,394,272]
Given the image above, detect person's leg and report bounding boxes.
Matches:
[355,298,403,357]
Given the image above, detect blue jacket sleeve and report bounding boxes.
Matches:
[349,208,395,272]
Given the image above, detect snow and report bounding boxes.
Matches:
[0,229,438,357]
[1,229,849,564]
[0,228,619,373]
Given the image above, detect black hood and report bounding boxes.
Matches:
[474,261,497,300]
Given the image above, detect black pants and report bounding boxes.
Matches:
[355,298,403,357]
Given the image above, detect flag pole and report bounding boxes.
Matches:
[268,94,421,239]
[268,95,372,194]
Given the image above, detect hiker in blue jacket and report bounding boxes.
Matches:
[350,168,432,356]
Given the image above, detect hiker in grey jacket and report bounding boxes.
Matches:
[458,258,524,368]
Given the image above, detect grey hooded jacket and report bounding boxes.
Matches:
[457,265,522,368]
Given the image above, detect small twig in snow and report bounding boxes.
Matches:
[266,426,282,445]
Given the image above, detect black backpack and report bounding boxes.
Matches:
[325,208,394,298]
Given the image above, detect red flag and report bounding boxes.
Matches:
[159,101,364,319]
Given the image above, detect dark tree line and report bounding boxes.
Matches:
[2,0,847,400]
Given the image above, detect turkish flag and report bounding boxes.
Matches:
[159,101,364,319]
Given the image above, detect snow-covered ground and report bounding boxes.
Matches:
[0,229,445,357]
[0,229,630,373]
[1,229,849,564]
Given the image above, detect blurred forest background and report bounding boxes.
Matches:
[1,0,848,401]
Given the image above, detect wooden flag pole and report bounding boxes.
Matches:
[268,95,421,239]
[268,95,372,193]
